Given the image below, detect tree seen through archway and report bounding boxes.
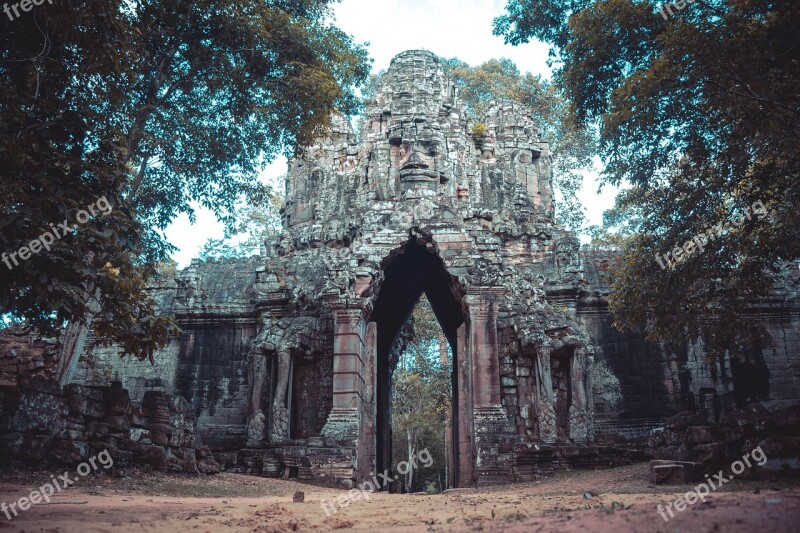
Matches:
[391,294,452,494]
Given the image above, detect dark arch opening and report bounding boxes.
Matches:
[370,238,466,486]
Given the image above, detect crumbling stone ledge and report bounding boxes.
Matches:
[648,400,800,479]
[0,376,219,474]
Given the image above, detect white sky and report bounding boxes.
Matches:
[165,0,617,267]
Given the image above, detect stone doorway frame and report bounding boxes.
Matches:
[321,237,513,488]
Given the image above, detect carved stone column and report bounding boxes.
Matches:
[536,345,557,443]
[586,349,595,442]
[455,323,474,487]
[357,322,377,484]
[321,303,367,448]
[245,322,271,448]
[465,289,502,407]
[270,349,292,443]
[246,344,268,447]
[465,287,516,485]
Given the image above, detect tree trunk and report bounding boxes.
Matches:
[55,285,100,386]
[406,429,415,492]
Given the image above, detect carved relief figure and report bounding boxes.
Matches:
[245,317,320,445]
[246,325,271,447]
[536,345,557,443]
[569,345,590,442]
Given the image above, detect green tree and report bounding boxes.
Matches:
[392,295,451,493]
[0,0,371,361]
[494,0,800,359]
[443,58,598,230]
[199,190,284,260]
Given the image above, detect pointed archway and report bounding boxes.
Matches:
[370,238,467,487]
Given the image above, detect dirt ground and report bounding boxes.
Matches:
[0,462,798,532]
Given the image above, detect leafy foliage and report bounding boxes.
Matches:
[199,191,284,260]
[392,295,451,493]
[0,0,370,359]
[443,58,598,230]
[494,0,800,360]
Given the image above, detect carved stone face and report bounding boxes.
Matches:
[388,124,445,195]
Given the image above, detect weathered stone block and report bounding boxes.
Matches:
[651,463,686,485]
[106,383,131,415]
[722,426,744,442]
[105,414,130,432]
[128,427,149,442]
[50,438,90,463]
[197,446,221,474]
[665,411,705,431]
[759,435,800,458]
[137,445,168,471]
[149,422,175,434]
[650,459,704,484]
[183,448,198,473]
[150,430,169,446]
[687,426,713,444]
[693,442,726,463]
[68,394,105,419]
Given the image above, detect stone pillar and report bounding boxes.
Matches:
[455,323,474,487]
[586,349,595,442]
[536,345,557,443]
[465,287,516,486]
[357,322,377,483]
[322,304,366,447]
[332,307,366,408]
[466,289,501,407]
[318,303,369,488]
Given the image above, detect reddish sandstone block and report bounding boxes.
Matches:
[652,464,686,485]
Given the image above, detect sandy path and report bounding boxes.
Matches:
[0,463,798,532]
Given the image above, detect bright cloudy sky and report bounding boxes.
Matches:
[165,0,617,267]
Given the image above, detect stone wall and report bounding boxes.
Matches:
[72,256,263,449]
[0,376,219,474]
[578,248,800,443]
[0,327,57,386]
[648,401,800,478]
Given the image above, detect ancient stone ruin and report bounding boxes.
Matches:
[243,49,596,486]
[2,50,799,488]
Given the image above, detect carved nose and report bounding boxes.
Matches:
[402,151,429,170]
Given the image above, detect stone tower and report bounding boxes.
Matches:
[248,50,594,487]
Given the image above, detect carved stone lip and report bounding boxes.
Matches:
[401,161,429,170]
[400,169,439,180]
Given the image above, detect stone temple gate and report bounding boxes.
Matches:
[8,49,798,489]
[3,40,799,489]
[243,50,595,487]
